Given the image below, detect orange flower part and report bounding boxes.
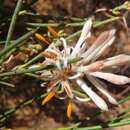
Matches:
[35,33,49,45]
[48,26,59,37]
[67,101,73,119]
[42,91,55,105]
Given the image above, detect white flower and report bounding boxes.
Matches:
[40,19,130,111]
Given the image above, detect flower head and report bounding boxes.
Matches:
[39,19,130,114]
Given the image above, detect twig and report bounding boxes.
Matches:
[27,16,120,29]
[0,65,47,77]
[0,81,15,87]
[93,17,120,28]
[27,22,85,28]
[5,0,23,47]
[0,29,37,58]
[74,120,130,130]
[0,57,80,77]
[19,10,83,21]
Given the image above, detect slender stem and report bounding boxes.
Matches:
[0,65,46,77]
[19,10,83,21]
[19,53,43,68]
[0,41,5,44]
[93,17,120,28]
[56,118,130,130]
[27,22,85,28]
[0,48,16,65]
[25,73,43,80]
[0,40,15,44]
[57,123,81,130]
[66,30,81,41]
[73,120,130,130]
[27,16,120,29]
[0,29,37,58]
[5,0,23,47]
[27,23,59,27]
[0,57,80,77]
[0,81,15,87]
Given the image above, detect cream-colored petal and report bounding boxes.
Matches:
[70,19,92,59]
[103,54,130,68]
[91,36,115,61]
[91,72,130,85]
[77,61,104,72]
[87,75,118,105]
[81,29,116,63]
[76,78,108,111]
[82,29,115,58]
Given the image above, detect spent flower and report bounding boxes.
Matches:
[31,19,130,117]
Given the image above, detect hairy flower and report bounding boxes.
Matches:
[38,19,130,113]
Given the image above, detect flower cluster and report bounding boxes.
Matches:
[35,19,130,118]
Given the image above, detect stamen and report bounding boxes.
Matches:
[67,101,73,119]
[48,26,59,37]
[42,91,55,105]
[35,33,49,45]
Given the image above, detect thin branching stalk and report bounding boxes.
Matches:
[93,17,120,28]
[0,56,80,77]
[27,22,85,28]
[56,119,130,130]
[0,65,47,77]
[0,81,15,87]
[0,29,37,58]
[5,0,23,47]
[19,10,83,21]
[0,40,15,44]
[75,120,130,130]
[27,16,120,28]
